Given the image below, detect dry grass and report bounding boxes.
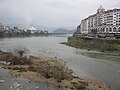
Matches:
[0,50,111,90]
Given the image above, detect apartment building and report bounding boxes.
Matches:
[76,6,120,38]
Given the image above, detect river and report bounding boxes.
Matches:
[0,36,120,90]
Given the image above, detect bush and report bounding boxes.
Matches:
[30,59,73,81]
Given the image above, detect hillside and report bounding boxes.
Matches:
[53,28,75,34]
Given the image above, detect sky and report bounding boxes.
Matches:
[0,0,120,29]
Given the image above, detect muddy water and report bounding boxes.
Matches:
[0,36,120,90]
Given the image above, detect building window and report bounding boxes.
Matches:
[102,28,105,32]
[113,27,117,32]
[106,28,108,32]
[118,27,120,32]
[110,28,112,32]
[101,28,103,32]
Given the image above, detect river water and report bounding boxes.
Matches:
[0,36,120,90]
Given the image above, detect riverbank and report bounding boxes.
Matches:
[62,37,120,52]
[0,50,110,90]
[61,37,120,61]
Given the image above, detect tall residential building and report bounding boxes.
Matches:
[76,6,120,38]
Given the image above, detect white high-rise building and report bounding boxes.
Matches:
[76,6,120,38]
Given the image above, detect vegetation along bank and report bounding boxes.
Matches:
[61,37,120,61]
[62,37,120,52]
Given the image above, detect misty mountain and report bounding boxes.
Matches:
[53,28,75,34]
[5,24,75,33]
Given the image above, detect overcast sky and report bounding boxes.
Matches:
[0,0,120,29]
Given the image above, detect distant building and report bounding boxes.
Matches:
[5,26,10,31]
[44,30,48,34]
[0,23,4,31]
[75,6,120,38]
[13,27,18,30]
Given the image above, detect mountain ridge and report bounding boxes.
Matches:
[53,28,75,34]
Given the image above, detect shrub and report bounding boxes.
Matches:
[30,59,73,81]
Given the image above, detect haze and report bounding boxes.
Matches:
[0,0,119,29]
